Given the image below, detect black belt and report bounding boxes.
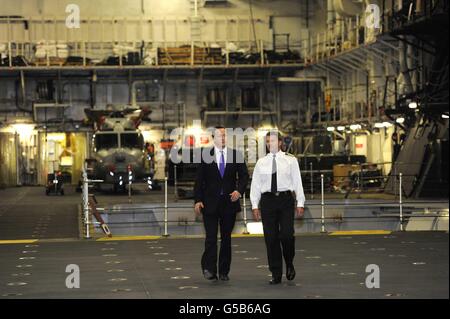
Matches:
[262,191,292,197]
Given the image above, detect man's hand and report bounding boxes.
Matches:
[194,202,204,216]
[252,208,261,222]
[229,191,241,202]
[296,207,305,219]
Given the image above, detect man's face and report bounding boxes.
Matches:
[214,128,226,149]
[266,134,281,154]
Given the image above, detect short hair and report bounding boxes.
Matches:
[265,130,282,141]
[212,126,225,138]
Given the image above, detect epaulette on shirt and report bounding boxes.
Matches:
[285,153,296,157]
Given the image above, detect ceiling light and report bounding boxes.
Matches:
[374,122,384,128]
[350,124,362,130]
[408,101,418,109]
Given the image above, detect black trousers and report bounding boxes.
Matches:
[201,195,237,275]
[260,192,296,277]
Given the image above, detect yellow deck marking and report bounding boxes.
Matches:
[0,240,39,245]
[96,236,161,241]
[329,230,392,236]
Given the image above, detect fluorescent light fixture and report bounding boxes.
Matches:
[408,101,418,109]
[337,126,345,131]
[11,123,35,136]
[442,114,449,119]
[350,124,362,130]
[326,126,335,132]
[382,122,393,127]
[374,122,385,128]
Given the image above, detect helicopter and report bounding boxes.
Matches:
[83,105,153,192]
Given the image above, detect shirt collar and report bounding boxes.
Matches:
[215,146,227,154]
[268,150,283,157]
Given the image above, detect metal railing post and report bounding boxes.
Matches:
[357,164,362,199]
[174,164,178,200]
[260,39,264,65]
[8,42,12,67]
[243,193,249,235]
[394,166,397,199]
[128,170,132,203]
[81,163,103,240]
[163,177,170,237]
[225,42,229,66]
[399,172,404,231]
[82,169,91,239]
[320,174,326,233]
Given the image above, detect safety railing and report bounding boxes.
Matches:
[81,167,103,239]
[81,170,449,239]
[304,14,373,65]
[0,39,304,69]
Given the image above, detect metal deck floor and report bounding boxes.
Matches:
[0,232,448,299]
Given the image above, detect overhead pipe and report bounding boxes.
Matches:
[14,70,32,113]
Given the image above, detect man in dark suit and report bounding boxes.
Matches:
[194,126,249,281]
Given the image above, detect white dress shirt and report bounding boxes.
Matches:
[214,146,227,170]
[250,151,305,209]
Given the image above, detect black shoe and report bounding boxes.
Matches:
[286,265,296,281]
[219,274,229,281]
[269,276,282,285]
[203,269,218,281]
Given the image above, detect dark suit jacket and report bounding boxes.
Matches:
[194,147,249,215]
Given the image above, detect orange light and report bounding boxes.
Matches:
[185,135,195,147]
[200,136,209,144]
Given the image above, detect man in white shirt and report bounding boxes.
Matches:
[250,131,305,284]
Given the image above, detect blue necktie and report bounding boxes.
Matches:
[219,151,225,178]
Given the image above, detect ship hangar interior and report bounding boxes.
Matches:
[0,0,448,300]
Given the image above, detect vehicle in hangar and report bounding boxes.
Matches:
[83,105,152,192]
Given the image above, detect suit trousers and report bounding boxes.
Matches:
[201,195,237,275]
[260,192,296,277]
